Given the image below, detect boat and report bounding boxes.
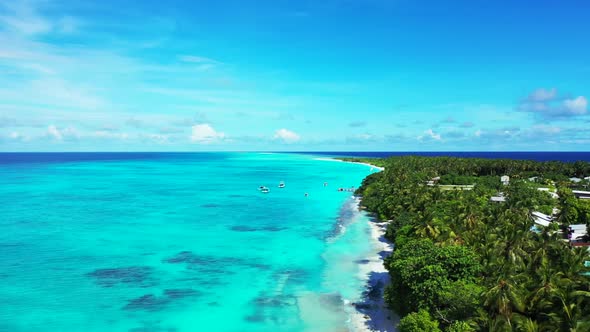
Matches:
[278,181,285,188]
[260,186,270,193]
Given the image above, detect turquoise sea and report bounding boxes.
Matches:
[0,152,378,332]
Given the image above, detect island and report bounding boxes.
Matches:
[343,156,590,332]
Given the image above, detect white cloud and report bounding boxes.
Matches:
[2,131,29,142]
[427,129,441,140]
[563,96,587,115]
[519,88,587,118]
[46,125,80,141]
[417,128,441,141]
[190,124,225,143]
[471,126,527,142]
[273,128,300,143]
[47,125,63,140]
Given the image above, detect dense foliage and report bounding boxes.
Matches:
[398,309,442,332]
[354,156,590,331]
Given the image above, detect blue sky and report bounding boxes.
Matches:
[1,0,589,151]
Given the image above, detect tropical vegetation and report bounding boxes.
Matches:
[349,156,590,331]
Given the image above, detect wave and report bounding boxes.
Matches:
[325,196,362,242]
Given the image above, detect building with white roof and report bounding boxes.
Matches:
[501,175,510,186]
[569,224,588,242]
[537,187,559,199]
[490,196,506,203]
[573,190,590,200]
[531,211,553,227]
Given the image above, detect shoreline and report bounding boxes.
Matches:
[335,158,394,331]
[347,199,397,332]
[316,157,393,330]
[346,161,385,172]
[313,157,385,172]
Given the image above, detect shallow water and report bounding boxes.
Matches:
[0,152,377,332]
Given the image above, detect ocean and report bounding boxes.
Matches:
[0,152,378,332]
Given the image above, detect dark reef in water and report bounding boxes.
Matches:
[245,293,298,324]
[253,294,297,307]
[163,251,203,264]
[324,197,360,240]
[229,225,258,232]
[86,266,157,288]
[163,251,271,271]
[124,289,202,311]
[261,226,287,232]
[163,288,202,299]
[124,294,169,311]
[244,314,265,322]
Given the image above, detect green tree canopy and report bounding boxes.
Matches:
[398,310,442,332]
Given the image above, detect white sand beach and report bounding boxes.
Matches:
[350,161,385,172]
[314,158,385,172]
[347,205,398,331]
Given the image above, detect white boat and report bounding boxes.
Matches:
[278,181,285,188]
[260,186,270,193]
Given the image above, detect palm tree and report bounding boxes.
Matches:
[516,318,539,332]
[548,287,590,331]
[414,217,442,240]
[483,276,526,328]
